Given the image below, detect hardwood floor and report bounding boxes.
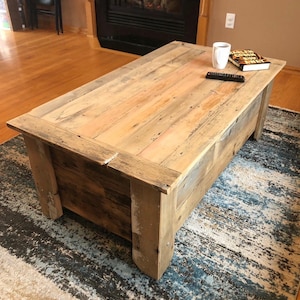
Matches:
[269,67,300,112]
[0,29,136,144]
[0,29,299,144]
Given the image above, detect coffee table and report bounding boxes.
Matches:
[7,41,285,279]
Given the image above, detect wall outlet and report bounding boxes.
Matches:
[225,13,236,29]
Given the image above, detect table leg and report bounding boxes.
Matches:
[254,80,274,140]
[130,180,176,280]
[23,135,63,219]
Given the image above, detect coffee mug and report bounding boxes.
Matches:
[212,42,231,69]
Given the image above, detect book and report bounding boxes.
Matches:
[229,49,271,71]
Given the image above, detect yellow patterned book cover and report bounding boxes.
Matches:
[229,49,271,71]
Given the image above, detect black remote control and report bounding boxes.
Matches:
[206,72,245,82]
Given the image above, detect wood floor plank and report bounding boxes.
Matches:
[269,67,300,112]
[0,29,136,143]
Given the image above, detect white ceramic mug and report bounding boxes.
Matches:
[212,42,231,69]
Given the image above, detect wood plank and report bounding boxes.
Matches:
[7,114,181,194]
[160,62,285,173]
[38,43,196,130]
[108,150,181,194]
[7,114,118,165]
[75,49,206,138]
[197,0,211,45]
[51,146,132,241]
[131,180,176,280]
[95,52,211,149]
[23,136,63,219]
[135,77,246,163]
[254,80,274,140]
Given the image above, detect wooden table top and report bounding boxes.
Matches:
[8,41,286,193]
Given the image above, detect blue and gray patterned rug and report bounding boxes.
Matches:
[0,107,299,300]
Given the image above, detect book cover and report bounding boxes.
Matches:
[229,49,271,71]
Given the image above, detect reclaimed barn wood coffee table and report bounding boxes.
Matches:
[8,41,285,279]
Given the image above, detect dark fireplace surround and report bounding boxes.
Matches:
[95,0,201,55]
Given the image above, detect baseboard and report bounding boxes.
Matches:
[35,16,88,36]
[283,65,300,73]
[86,35,140,58]
[64,25,87,36]
[86,35,101,49]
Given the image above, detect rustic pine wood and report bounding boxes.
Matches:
[254,81,274,140]
[175,93,262,230]
[131,179,177,280]
[7,41,285,279]
[23,136,63,219]
[0,29,298,145]
[52,145,132,241]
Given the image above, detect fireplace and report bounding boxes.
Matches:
[95,0,201,55]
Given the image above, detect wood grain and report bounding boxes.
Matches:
[5,40,286,280]
[23,136,63,219]
[0,29,298,144]
[131,179,176,279]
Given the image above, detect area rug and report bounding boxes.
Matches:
[0,107,299,300]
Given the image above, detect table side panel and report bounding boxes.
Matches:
[50,145,132,241]
[175,91,262,230]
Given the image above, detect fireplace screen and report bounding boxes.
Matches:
[110,0,182,13]
[95,0,201,55]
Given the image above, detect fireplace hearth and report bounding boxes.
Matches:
[95,0,201,55]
